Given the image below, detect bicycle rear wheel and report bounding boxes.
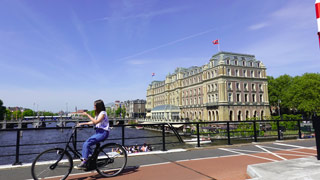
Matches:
[31,148,73,180]
[96,143,127,177]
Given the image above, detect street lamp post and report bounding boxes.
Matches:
[278,99,281,118]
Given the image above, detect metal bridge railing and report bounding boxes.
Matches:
[0,118,316,165]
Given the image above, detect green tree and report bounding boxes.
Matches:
[268,75,293,114]
[5,109,12,120]
[286,73,320,117]
[0,100,5,120]
[23,109,34,116]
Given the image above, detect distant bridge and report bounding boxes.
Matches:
[0,116,137,129]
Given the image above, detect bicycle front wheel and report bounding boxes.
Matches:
[31,148,73,180]
[96,143,127,177]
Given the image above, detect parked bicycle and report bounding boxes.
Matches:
[31,126,127,180]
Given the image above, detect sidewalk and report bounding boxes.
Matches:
[0,139,317,180]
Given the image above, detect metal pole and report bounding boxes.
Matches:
[73,128,77,153]
[227,122,231,145]
[253,121,257,142]
[197,123,200,147]
[277,120,281,140]
[122,125,125,146]
[13,130,22,165]
[312,116,320,160]
[162,124,166,151]
[297,120,302,139]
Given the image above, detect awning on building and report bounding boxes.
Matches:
[172,124,184,128]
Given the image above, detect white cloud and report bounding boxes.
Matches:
[248,23,269,31]
[94,7,186,22]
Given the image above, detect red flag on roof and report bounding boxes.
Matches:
[212,39,219,45]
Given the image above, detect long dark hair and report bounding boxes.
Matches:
[94,99,106,117]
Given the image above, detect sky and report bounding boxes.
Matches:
[0,0,319,112]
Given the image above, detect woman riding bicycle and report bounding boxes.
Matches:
[75,99,109,170]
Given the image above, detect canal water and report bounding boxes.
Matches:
[0,122,196,165]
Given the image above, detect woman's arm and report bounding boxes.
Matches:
[82,112,105,125]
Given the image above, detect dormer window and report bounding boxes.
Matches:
[227,60,230,65]
[235,60,238,65]
[242,61,246,66]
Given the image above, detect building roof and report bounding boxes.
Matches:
[151,104,180,111]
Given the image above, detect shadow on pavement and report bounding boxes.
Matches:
[67,166,140,180]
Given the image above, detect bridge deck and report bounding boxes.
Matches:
[0,139,316,180]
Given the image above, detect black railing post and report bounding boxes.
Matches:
[227,122,231,145]
[253,121,257,142]
[312,116,320,160]
[122,125,125,146]
[73,127,77,153]
[297,120,302,139]
[162,124,166,151]
[196,123,200,147]
[277,120,281,140]
[13,129,22,165]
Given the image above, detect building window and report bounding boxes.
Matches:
[245,94,248,102]
[258,71,261,78]
[252,84,256,91]
[252,94,256,102]
[243,70,247,77]
[236,94,241,102]
[242,61,246,66]
[227,69,231,76]
[244,83,248,91]
[198,88,201,95]
[228,93,233,102]
[235,69,239,76]
[228,82,232,90]
[216,93,219,101]
[235,60,238,65]
[250,62,253,67]
[227,60,230,65]
[259,84,262,91]
[208,95,211,103]
[236,83,240,90]
[199,97,201,104]
[260,94,263,102]
[251,70,254,77]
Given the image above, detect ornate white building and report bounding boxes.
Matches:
[146,51,271,121]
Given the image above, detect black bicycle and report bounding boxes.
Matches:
[31,126,127,180]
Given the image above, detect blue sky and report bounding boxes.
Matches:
[0,0,319,112]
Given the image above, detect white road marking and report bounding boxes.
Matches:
[273,143,316,150]
[257,145,316,156]
[219,148,278,162]
[255,145,287,160]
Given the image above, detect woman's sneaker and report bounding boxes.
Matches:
[74,161,87,170]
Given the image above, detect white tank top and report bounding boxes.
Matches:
[95,111,109,131]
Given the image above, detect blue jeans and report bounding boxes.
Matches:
[82,129,109,159]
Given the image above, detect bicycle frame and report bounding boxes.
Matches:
[63,127,82,160]
[59,127,104,171]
